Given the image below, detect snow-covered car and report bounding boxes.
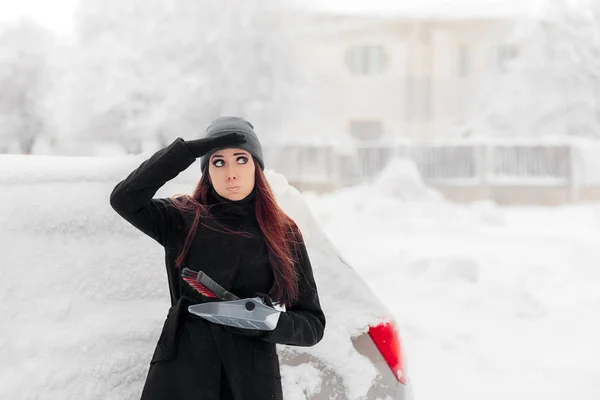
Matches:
[1,153,412,399]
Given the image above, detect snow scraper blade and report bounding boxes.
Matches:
[188,297,281,331]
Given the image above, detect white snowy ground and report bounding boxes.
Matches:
[304,159,600,400]
[2,153,599,399]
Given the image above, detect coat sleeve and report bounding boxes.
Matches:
[109,137,198,248]
[262,233,326,347]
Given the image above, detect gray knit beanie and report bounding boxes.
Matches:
[200,116,264,171]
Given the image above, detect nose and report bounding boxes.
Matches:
[226,164,238,181]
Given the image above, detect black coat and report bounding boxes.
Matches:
[109,138,326,400]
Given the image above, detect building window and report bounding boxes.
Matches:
[346,45,387,75]
[349,120,383,141]
[458,44,470,77]
[497,44,518,71]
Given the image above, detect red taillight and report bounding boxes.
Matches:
[368,321,406,384]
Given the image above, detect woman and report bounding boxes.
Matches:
[109,116,326,400]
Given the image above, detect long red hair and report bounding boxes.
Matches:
[170,160,300,307]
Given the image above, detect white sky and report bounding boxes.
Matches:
[0,0,550,37]
[0,0,78,35]
[309,0,547,19]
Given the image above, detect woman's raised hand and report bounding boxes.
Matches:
[184,132,247,158]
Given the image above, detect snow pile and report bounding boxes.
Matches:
[371,157,444,203]
[0,151,205,185]
[306,176,600,400]
[304,157,505,233]
[0,154,395,400]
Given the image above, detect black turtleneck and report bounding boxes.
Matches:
[208,187,256,211]
[188,187,273,300]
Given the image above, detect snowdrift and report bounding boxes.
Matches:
[0,154,394,400]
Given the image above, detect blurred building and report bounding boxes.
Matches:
[282,0,529,144]
[271,2,600,204]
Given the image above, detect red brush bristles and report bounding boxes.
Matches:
[181,268,217,298]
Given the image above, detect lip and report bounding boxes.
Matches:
[226,186,240,191]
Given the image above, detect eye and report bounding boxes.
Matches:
[237,156,248,164]
[212,159,225,167]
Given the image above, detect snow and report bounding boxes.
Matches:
[3,150,600,399]
[372,158,445,202]
[305,0,545,20]
[0,153,391,400]
[0,1,77,36]
[303,158,600,400]
[577,141,600,186]
[281,364,323,399]
[465,1,600,141]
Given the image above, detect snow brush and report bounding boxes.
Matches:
[181,267,240,301]
[181,267,281,331]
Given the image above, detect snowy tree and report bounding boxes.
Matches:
[467,0,600,139]
[0,19,56,154]
[56,0,309,154]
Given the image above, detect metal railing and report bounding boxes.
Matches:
[265,142,574,188]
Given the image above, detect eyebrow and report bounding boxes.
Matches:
[211,152,249,159]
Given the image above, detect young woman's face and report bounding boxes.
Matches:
[208,148,256,201]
